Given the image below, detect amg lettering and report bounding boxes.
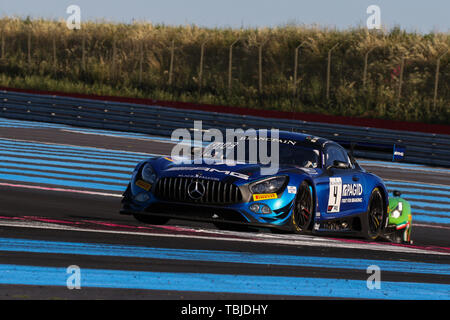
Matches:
[167,167,250,180]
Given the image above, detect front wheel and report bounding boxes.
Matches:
[290,181,314,233]
[365,188,386,240]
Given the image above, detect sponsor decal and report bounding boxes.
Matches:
[393,145,406,161]
[167,167,250,180]
[136,179,151,191]
[252,193,278,201]
[341,197,363,203]
[342,184,363,197]
[239,135,297,146]
[177,174,219,181]
[287,186,297,194]
[164,157,174,162]
[327,177,342,213]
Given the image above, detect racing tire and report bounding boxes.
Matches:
[290,181,314,234]
[133,214,170,225]
[365,188,386,240]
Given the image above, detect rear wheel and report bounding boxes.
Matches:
[133,214,170,225]
[290,181,314,233]
[365,188,386,240]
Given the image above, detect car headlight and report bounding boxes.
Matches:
[250,176,287,194]
[391,202,403,219]
[141,163,157,184]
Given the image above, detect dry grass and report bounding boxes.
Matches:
[0,17,448,124]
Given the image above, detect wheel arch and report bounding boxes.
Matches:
[364,173,389,219]
[376,183,390,228]
[373,182,389,210]
[297,177,317,226]
[366,184,389,236]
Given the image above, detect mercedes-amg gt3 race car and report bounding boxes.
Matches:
[120,130,390,240]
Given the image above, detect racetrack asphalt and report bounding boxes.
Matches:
[0,119,448,300]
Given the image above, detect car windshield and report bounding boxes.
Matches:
[203,140,321,168]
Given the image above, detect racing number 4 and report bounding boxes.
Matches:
[333,186,339,203]
[327,177,342,213]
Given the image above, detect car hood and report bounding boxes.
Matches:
[152,157,320,184]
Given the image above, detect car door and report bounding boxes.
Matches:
[318,144,366,217]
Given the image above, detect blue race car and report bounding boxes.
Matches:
[120,131,389,240]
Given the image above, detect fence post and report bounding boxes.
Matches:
[433,49,448,109]
[326,43,339,100]
[81,32,86,71]
[139,40,144,85]
[397,57,405,104]
[363,47,376,88]
[168,40,175,85]
[111,36,117,80]
[27,29,32,67]
[52,36,57,72]
[1,31,4,60]
[293,41,308,97]
[198,40,207,91]
[228,38,240,92]
[258,38,269,94]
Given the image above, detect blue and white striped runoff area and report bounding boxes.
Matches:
[0,117,449,226]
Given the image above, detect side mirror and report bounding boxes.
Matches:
[326,160,349,171]
[334,160,349,169]
[393,190,402,197]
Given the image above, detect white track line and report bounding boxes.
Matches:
[0,219,447,256]
[0,182,122,197]
[60,129,179,145]
[0,137,159,156]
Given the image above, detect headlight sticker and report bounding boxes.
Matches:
[287,186,297,194]
[252,193,278,201]
[136,179,152,191]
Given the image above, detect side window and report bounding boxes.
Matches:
[325,145,351,168]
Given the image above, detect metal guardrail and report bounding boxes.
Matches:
[1,90,449,167]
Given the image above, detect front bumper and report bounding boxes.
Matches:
[122,177,297,230]
[120,201,294,231]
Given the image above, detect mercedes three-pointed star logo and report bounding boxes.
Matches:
[187,181,205,200]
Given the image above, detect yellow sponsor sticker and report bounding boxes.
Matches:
[136,179,151,191]
[252,193,277,201]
